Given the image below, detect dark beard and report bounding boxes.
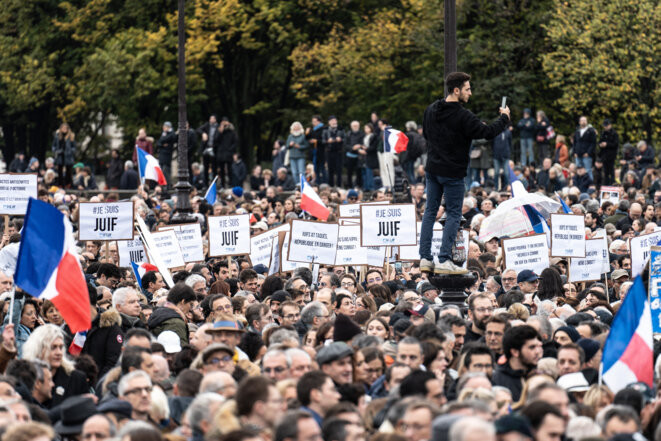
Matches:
[475,318,487,331]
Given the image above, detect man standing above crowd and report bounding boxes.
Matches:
[572,116,597,180]
[598,119,619,185]
[419,72,510,274]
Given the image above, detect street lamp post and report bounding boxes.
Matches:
[444,0,457,93]
[172,0,193,223]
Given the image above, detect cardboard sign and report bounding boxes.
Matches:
[0,173,38,215]
[135,215,174,287]
[281,231,308,272]
[288,220,338,265]
[502,234,550,276]
[148,230,185,269]
[600,185,620,207]
[78,201,134,241]
[338,218,361,226]
[400,222,441,261]
[630,230,661,278]
[339,200,388,218]
[117,237,147,267]
[367,246,386,267]
[360,203,417,246]
[335,225,368,266]
[649,247,661,334]
[208,214,251,256]
[250,224,288,268]
[569,239,606,283]
[550,213,586,258]
[160,223,204,263]
[591,229,611,274]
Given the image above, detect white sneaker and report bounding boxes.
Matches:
[434,260,469,275]
[420,258,435,273]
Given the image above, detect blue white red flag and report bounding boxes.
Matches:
[131,261,159,287]
[136,147,167,186]
[205,176,218,205]
[508,163,550,236]
[555,192,572,214]
[14,198,91,333]
[383,127,409,153]
[69,330,88,356]
[601,276,653,392]
[300,175,330,221]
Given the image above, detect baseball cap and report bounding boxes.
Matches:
[157,330,182,354]
[517,270,538,283]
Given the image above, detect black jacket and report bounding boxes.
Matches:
[82,309,124,378]
[49,366,90,408]
[423,99,509,178]
[492,361,527,402]
[364,133,380,170]
[598,129,619,160]
[573,126,597,157]
[157,130,177,163]
[196,122,222,148]
[322,126,346,153]
[106,158,123,188]
[120,168,139,190]
[217,127,238,162]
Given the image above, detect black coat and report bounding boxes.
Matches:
[598,129,619,160]
[49,366,89,408]
[344,130,364,156]
[492,362,527,402]
[423,99,509,178]
[196,122,222,149]
[120,168,139,190]
[82,309,124,378]
[231,160,247,187]
[157,130,177,164]
[106,158,123,188]
[322,126,346,153]
[217,128,238,162]
[364,133,380,170]
[573,126,597,157]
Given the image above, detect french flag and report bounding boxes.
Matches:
[508,163,550,237]
[205,176,218,205]
[300,176,330,221]
[137,147,167,186]
[14,198,91,333]
[601,276,653,392]
[383,127,409,153]
[555,192,572,214]
[69,331,88,356]
[131,261,159,287]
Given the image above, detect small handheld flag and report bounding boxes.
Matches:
[131,261,159,287]
[555,192,572,214]
[300,176,330,221]
[205,176,218,205]
[136,147,167,186]
[384,127,409,153]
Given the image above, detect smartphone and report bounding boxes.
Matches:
[501,96,507,109]
[394,262,402,275]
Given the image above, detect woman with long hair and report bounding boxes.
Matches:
[51,123,76,187]
[537,267,564,301]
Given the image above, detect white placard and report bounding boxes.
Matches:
[288,220,338,265]
[208,214,251,256]
[400,222,440,260]
[117,237,147,267]
[148,230,185,269]
[592,229,611,274]
[367,246,386,267]
[339,201,388,218]
[78,201,134,241]
[0,174,37,215]
[569,239,606,283]
[135,216,174,287]
[550,213,586,258]
[160,223,204,263]
[600,186,620,207]
[281,231,308,272]
[250,224,288,267]
[360,204,417,246]
[630,230,661,278]
[338,218,361,226]
[335,225,368,265]
[502,234,550,276]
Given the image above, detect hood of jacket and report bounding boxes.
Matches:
[433,100,463,123]
[100,308,122,328]
[148,306,184,329]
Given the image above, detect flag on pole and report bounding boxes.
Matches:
[14,198,91,333]
[205,176,218,205]
[69,330,88,356]
[601,276,653,392]
[131,262,159,287]
[383,127,409,153]
[508,163,550,238]
[300,175,330,221]
[507,162,527,198]
[556,192,572,214]
[136,147,167,186]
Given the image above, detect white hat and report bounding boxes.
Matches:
[557,372,589,392]
[157,330,182,354]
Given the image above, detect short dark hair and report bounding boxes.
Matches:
[519,401,564,430]
[297,370,329,407]
[275,410,315,441]
[97,263,121,279]
[121,346,152,375]
[322,418,353,441]
[445,72,471,94]
[239,269,258,284]
[166,282,196,305]
[462,343,494,368]
[245,303,268,328]
[141,271,158,290]
[6,359,38,391]
[399,370,437,398]
[502,325,540,359]
[557,343,585,364]
[220,429,262,441]
[174,369,203,397]
[236,375,271,417]
[126,328,153,344]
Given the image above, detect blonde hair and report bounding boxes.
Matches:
[22,324,75,374]
[507,302,530,321]
[584,384,613,412]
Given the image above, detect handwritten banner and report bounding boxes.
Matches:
[335,225,368,266]
[568,239,605,283]
[0,173,38,215]
[360,203,417,246]
[281,231,308,272]
[117,237,147,267]
[249,224,288,268]
[288,220,338,265]
[160,223,204,263]
[502,234,550,276]
[208,214,251,256]
[79,201,134,241]
[550,213,586,258]
[630,230,661,278]
[339,200,388,218]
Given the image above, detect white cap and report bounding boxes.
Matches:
[157,330,182,354]
[557,372,589,392]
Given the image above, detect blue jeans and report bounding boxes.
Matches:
[493,158,507,190]
[403,161,415,184]
[362,167,374,191]
[575,155,593,180]
[520,138,534,165]
[290,158,305,181]
[419,174,464,263]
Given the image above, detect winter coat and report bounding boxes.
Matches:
[307,124,325,161]
[469,140,492,170]
[157,130,177,164]
[423,99,509,178]
[553,142,569,165]
[322,127,346,153]
[120,168,139,190]
[274,174,296,191]
[517,116,536,139]
[2,295,30,356]
[9,157,27,173]
[52,132,76,166]
[82,308,124,378]
[133,137,154,162]
[573,126,597,158]
[49,366,90,408]
[638,146,656,168]
[364,133,380,170]
[217,126,238,162]
[344,130,364,159]
[535,118,551,146]
[106,157,123,189]
[574,173,593,193]
[196,122,222,149]
[286,133,309,160]
[492,362,527,402]
[492,128,512,160]
[598,129,619,161]
[119,312,146,334]
[231,160,247,187]
[148,306,189,346]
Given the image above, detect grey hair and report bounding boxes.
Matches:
[185,392,226,433]
[269,328,300,347]
[285,347,311,363]
[117,421,158,440]
[118,370,152,397]
[450,417,495,441]
[300,301,325,325]
[185,274,206,288]
[124,160,134,169]
[262,349,291,368]
[455,372,489,395]
[596,405,640,432]
[566,416,601,441]
[112,287,137,308]
[527,315,553,340]
[405,121,418,131]
[32,359,50,383]
[199,371,237,395]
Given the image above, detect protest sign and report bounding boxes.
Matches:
[360,204,417,246]
[630,230,661,278]
[288,220,338,265]
[117,237,147,267]
[592,229,611,274]
[649,247,661,334]
[400,222,441,261]
[208,214,251,257]
[148,230,185,269]
[550,213,586,258]
[135,215,174,287]
[339,200,387,218]
[367,246,386,267]
[338,218,360,226]
[600,185,620,207]
[502,234,550,276]
[0,174,38,215]
[568,239,606,283]
[249,224,288,268]
[335,225,368,266]
[281,231,308,272]
[78,201,134,241]
[159,223,204,263]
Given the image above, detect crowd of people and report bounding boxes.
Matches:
[1,88,660,441]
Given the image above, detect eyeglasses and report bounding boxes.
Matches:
[263,366,287,374]
[207,355,233,365]
[124,386,152,395]
[341,281,355,287]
